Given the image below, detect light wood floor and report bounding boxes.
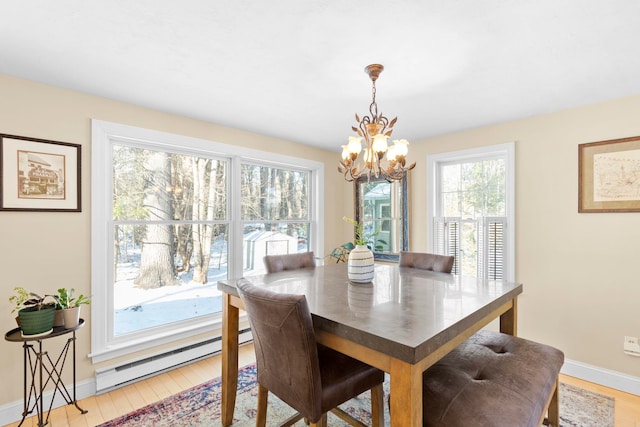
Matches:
[6,343,640,427]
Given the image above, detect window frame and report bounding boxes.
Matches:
[91,120,324,363]
[427,143,515,281]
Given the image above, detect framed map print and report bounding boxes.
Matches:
[579,136,640,212]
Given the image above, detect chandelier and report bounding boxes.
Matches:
[338,64,415,182]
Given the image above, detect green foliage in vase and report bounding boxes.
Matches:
[342,216,386,250]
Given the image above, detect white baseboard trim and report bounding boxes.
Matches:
[0,378,95,426]
[562,358,640,396]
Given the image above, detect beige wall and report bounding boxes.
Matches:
[407,95,640,380]
[0,74,349,406]
[2,72,639,409]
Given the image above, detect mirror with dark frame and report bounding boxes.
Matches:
[354,175,408,261]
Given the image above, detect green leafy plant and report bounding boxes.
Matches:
[342,216,387,250]
[56,288,90,309]
[9,287,30,313]
[343,216,368,245]
[9,286,57,312]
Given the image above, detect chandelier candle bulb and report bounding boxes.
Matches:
[347,136,362,155]
[337,64,416,182]
[372,134,389,153]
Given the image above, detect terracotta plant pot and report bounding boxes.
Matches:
[53,309,65,327]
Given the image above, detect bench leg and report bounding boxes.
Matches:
[544,378,560,427]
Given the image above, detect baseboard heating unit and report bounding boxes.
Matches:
[95,328,253,394]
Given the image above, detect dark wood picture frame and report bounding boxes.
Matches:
[0,133,81,212]
[579,135,640,213]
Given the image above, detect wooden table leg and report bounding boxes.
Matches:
[499,297,518,335]
[221,293,240,427]
[389,358,423,426]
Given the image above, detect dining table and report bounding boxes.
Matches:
[217,262,523,427]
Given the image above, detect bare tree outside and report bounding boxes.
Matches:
[133,150,180,289]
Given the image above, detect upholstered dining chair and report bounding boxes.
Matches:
[398,251,454,273]
[236,279,385,427]
[263,251,316,273]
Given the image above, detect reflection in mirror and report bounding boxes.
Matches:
[355,175,408,261]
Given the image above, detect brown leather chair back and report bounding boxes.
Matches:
[237,278,324,420]
[399,251,454,273]
[263,251,316,273]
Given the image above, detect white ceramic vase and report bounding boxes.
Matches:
[347,244,375,283]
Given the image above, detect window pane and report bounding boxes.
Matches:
[242,222,310,275]
[441,164,460,192]
[362,181,391,220]
[113,145,227,221]
[113,223,228,336]
[363,219,402,253]
[241,164,309,221]
[460,221,478,277]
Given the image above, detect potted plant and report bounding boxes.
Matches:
[55,288,90,328]
[9,286,30,319]
[9,287,58,336]
[342,216,376,283]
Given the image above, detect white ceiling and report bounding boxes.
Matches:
[2,1,640,152]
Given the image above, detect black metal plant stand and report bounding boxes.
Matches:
[5,319,87,427]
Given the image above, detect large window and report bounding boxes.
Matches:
[427,143,515,281]
[91,120,323,361]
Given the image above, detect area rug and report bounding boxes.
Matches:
[98,364,614,427]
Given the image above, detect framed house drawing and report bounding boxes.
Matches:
[1,134,81,212]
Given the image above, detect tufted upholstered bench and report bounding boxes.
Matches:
[422,330,565,427]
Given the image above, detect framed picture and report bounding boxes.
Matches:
[579,136,640,213]
[0,134,81,212]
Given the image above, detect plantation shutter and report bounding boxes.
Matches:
[434,217,461,274]
[435,216,505,279]
[484,217,506,280]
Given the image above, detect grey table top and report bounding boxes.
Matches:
[218,263,523,364]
